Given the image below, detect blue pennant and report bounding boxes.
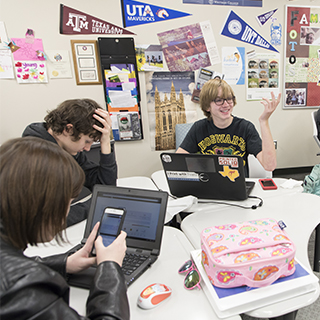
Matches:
[121,0,191,28]
[221,10,278,53]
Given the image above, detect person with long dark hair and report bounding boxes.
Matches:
[0,137,129,320]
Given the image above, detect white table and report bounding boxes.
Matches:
[25,222,239,320]
[117,175,197,224]
[151,170,320,318]
[24,174,319,319]
[181,192,320,319]
[151,170,304,213]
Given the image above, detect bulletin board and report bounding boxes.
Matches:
[98,37,143,141]
[284,5,320,109]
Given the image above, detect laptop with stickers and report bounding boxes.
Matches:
[160,153,254,201]
[67,184,168,289]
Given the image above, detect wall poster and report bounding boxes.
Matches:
[11,37,48,84]
[246,51,280,101]
[157,20,220,72]
[145,71,197,151]
[284,5,320,109]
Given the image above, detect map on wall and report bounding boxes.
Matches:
[284,5,320,109]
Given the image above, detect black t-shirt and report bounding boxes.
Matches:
[179,116,262,177]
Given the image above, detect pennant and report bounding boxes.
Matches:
[256,8,278,27]
[121,0,191,28]
[60,4,135,35]
[221,10,278,53]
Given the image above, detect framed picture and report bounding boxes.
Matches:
[70,40,102,85]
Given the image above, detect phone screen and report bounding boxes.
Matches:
[99,208,125,247]
[261,180,276,187]
[92,207,126,255]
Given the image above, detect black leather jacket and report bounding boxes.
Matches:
[0,237,130,320]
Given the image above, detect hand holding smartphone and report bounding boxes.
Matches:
[259,178,277,190]
[91,207,126,255]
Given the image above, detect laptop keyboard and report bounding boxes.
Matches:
[121,252,149,276]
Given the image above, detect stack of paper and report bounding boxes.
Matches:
[105,64,141,141]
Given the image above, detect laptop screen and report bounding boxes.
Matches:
[84,185,168,251]
[91,191,161,242]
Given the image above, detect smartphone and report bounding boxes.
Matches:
[259,178,277,190]
[91,207,126,255]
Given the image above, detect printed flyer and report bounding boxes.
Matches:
[246,51,280,101]
[158,20,220,72]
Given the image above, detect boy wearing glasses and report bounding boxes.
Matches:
[176,79,281,177]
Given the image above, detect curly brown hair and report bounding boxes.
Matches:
[44,99,104,141]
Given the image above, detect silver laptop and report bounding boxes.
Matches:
[67,184,168,289]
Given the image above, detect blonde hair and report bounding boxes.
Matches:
[200,79,237,119]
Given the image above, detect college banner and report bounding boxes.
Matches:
[221,10,278,53]
[121,0,191,28]
[60,4,135,35]
[256,8,278,27]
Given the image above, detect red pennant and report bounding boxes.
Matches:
[60,4,135,35]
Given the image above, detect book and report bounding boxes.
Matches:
[191,249,319,319]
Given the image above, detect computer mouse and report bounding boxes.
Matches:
[137,283,172,309]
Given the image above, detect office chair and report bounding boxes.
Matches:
[175,123,193,150]
[248,154,273,178]
[311,111,320,271]
[314,224,320,272]
[312,110,320,156]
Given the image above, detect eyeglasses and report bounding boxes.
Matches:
[178,260,201,290]
[213,97,234,106]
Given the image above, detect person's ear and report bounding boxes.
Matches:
[64,124,73,135]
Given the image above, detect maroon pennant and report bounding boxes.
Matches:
[60,4,135,35]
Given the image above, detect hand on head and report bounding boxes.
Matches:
[92,109,113,154]
[93,109,112,141]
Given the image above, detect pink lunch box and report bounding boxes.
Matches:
[201,218,296,288]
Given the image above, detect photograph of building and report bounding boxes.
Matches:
[154,82,187,150]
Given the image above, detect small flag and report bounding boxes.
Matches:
[121,0,191,28]
[221,10,278,53]
[256,9,278,27]
[60,4,135,35]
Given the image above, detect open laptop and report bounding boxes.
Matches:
[160,153,254,201]
[67,184,168,289]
